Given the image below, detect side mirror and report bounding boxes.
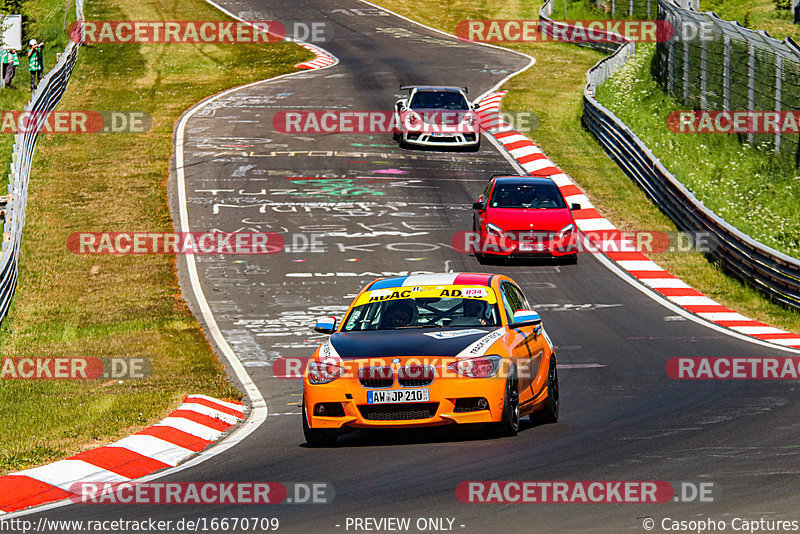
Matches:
[395,100,406,111]
[570,203,581,211]
[472,201,485,210]
[473,103,480,110]
[511,310,542,327]
[314,316,337,335]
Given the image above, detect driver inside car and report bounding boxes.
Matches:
[462,299,490,325]
[382,301,415,329]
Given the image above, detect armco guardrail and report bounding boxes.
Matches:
[0,2,84,322]
[575,0,800,309]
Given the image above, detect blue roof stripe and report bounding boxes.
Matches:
[369,277,409,290]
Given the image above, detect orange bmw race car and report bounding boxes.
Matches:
[302,273,559,446]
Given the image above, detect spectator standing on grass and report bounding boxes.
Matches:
[1,49,7,83]
[27,39,43,92]
[4,49,19,88]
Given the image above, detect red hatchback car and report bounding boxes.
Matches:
[471,175,580,262]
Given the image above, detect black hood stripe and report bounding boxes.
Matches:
[329,328,497,359]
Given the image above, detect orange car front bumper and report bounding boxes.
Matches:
[303,373,508,430]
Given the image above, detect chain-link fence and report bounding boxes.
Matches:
[654,0,800,158]
[589,0,698,19]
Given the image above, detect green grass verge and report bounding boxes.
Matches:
[552,0,614,20]
[597,44,800,258]
[554,0,798,40]
[703,0,798,39]
[370,0,800,334]
[0,0,312,474]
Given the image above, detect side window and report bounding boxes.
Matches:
[510,284,531,310]
[500,282,523,321]
[482,180,493,202]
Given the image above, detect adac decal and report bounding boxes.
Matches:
[357,285,495,306]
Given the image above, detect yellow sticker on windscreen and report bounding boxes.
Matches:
[356,285,496,306]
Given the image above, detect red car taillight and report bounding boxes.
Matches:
[307,361,346,384]
[448,355,502,378]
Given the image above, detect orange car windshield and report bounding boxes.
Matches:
[343,287,500,331]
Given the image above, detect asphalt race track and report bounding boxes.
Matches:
[21,0,800,532]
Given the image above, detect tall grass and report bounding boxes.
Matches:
[597,44,800,258]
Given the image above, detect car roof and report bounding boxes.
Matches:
[492,175,557,186]
[367,273,495,290]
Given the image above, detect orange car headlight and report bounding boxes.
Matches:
[448,355,502,378]
[307,361,346,384]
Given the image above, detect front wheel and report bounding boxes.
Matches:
[534,357,559,424]
[496,366,520,436]
[302,404,338,447]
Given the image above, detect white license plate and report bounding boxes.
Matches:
[519,243,545,252]
[367,388,429,404]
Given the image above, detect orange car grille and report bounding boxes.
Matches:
[358,403,439,421]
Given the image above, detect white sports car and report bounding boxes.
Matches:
[393,85,481,150]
